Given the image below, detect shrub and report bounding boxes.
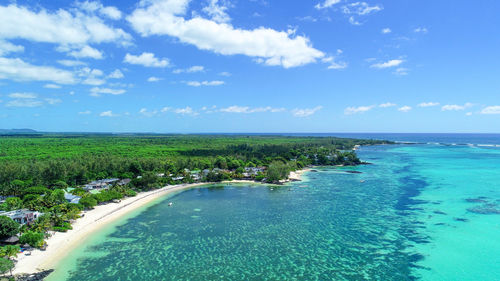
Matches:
[19,231,45,248]
[79,196,97,209]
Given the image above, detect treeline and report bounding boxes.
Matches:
[0,135,391,195]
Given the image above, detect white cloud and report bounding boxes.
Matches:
[315,0,341,10]
[45,98,62,105]
[0,57,76,84]
[173,65,205,74]
[127,0,325,68]
[0,39,24,56]
[393,67,409,76]
[99,110,117,117]
[466,112,473,116]
[90,87,126,96]
[186,80,225,87]
[220,105,285,113]
[76,1,123,20]
[202,0,231,23]
[139,108,158,117]
[381,28,391,34]
[292,106,322,117]
[414,27,428,33]
[173,106,198,115]
[219,71,231,77]
[0,3,131,49]
[9,92,37,99]
[6,99,43,107]
[44,84,61,89]
[344,105,374,115]
[108,69,124,79]
[371,59,404,69]
[57,60,86,67]
[398,105,412,112]
[441,103,473,111]
[124,52,170,68]
[481,106,500,114]
[67,45,103,59]
[78,110,92,115]
[379,102,396,108]
[77,67,105,85]
[342,2,382,15]
[147,76,162,82]
[418,102,440,107]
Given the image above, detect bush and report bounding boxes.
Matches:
[79,196,97,209]
[0,257,14,275]
[19,231,44,248]
[0,216,19,239]
[125,189,137,197]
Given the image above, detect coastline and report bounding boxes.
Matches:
[13,169,310,276]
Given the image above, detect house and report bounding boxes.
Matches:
[64,193,81,204]
[83,178,119,190]
[118,178,131,186]
[172,176,184,181]
[0,209,43,225]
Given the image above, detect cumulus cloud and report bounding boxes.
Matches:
[5,92,61,107]
[127,0,325,68]
[219,72,231,77]
[381,28,391,34]
[481,106,500,114]
[45,98,62,105]
[0,39,24,56]
[220,105,285,113]
[77,67,105,85]
[0,3,131,54]
[398,105,412,112]
[202,0,231,23]
[185,80,224,87]
[173,65,204,74]
[124,52,170,68]
[108,69,124,79]
[418,102,439,107]
[174,106,197,115]
[315,0,341,10]
[66,45,103,59]
[78,110,92,115]
[100,110,117,117]
[139,108,158,117]
[0,57,76,84]
[371,59,404,69]
[344,105,374,115]
[76,1,122,20]
[292,106,322,117]
[342,2,382,15]
[90,87,126,96]
[441,103,473,111]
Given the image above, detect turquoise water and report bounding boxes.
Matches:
[47,144,500,280]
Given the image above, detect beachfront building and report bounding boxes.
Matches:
[64,193,81,204]
[83,178,119,190]
[243,167,265,178]
[0,209,42,225]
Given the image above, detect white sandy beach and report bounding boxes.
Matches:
[13,170,308,276]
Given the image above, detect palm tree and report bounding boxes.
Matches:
[1,245,20,276]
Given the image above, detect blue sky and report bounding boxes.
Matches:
[0,0,499,133]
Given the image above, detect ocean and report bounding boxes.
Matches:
[47,134,500,280]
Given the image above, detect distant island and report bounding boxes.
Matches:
[0,134,391,278]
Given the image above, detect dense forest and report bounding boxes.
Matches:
[0,134,390,192]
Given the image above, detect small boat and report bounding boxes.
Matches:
[168,202,173,206]
[360,180,365,183]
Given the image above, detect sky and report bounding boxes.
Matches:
[0,0,499,133]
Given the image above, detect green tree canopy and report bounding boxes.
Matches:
[0,216,19,239]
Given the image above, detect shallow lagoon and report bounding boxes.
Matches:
[48,144,500,280]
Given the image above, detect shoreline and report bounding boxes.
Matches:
[13,169,310,276]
